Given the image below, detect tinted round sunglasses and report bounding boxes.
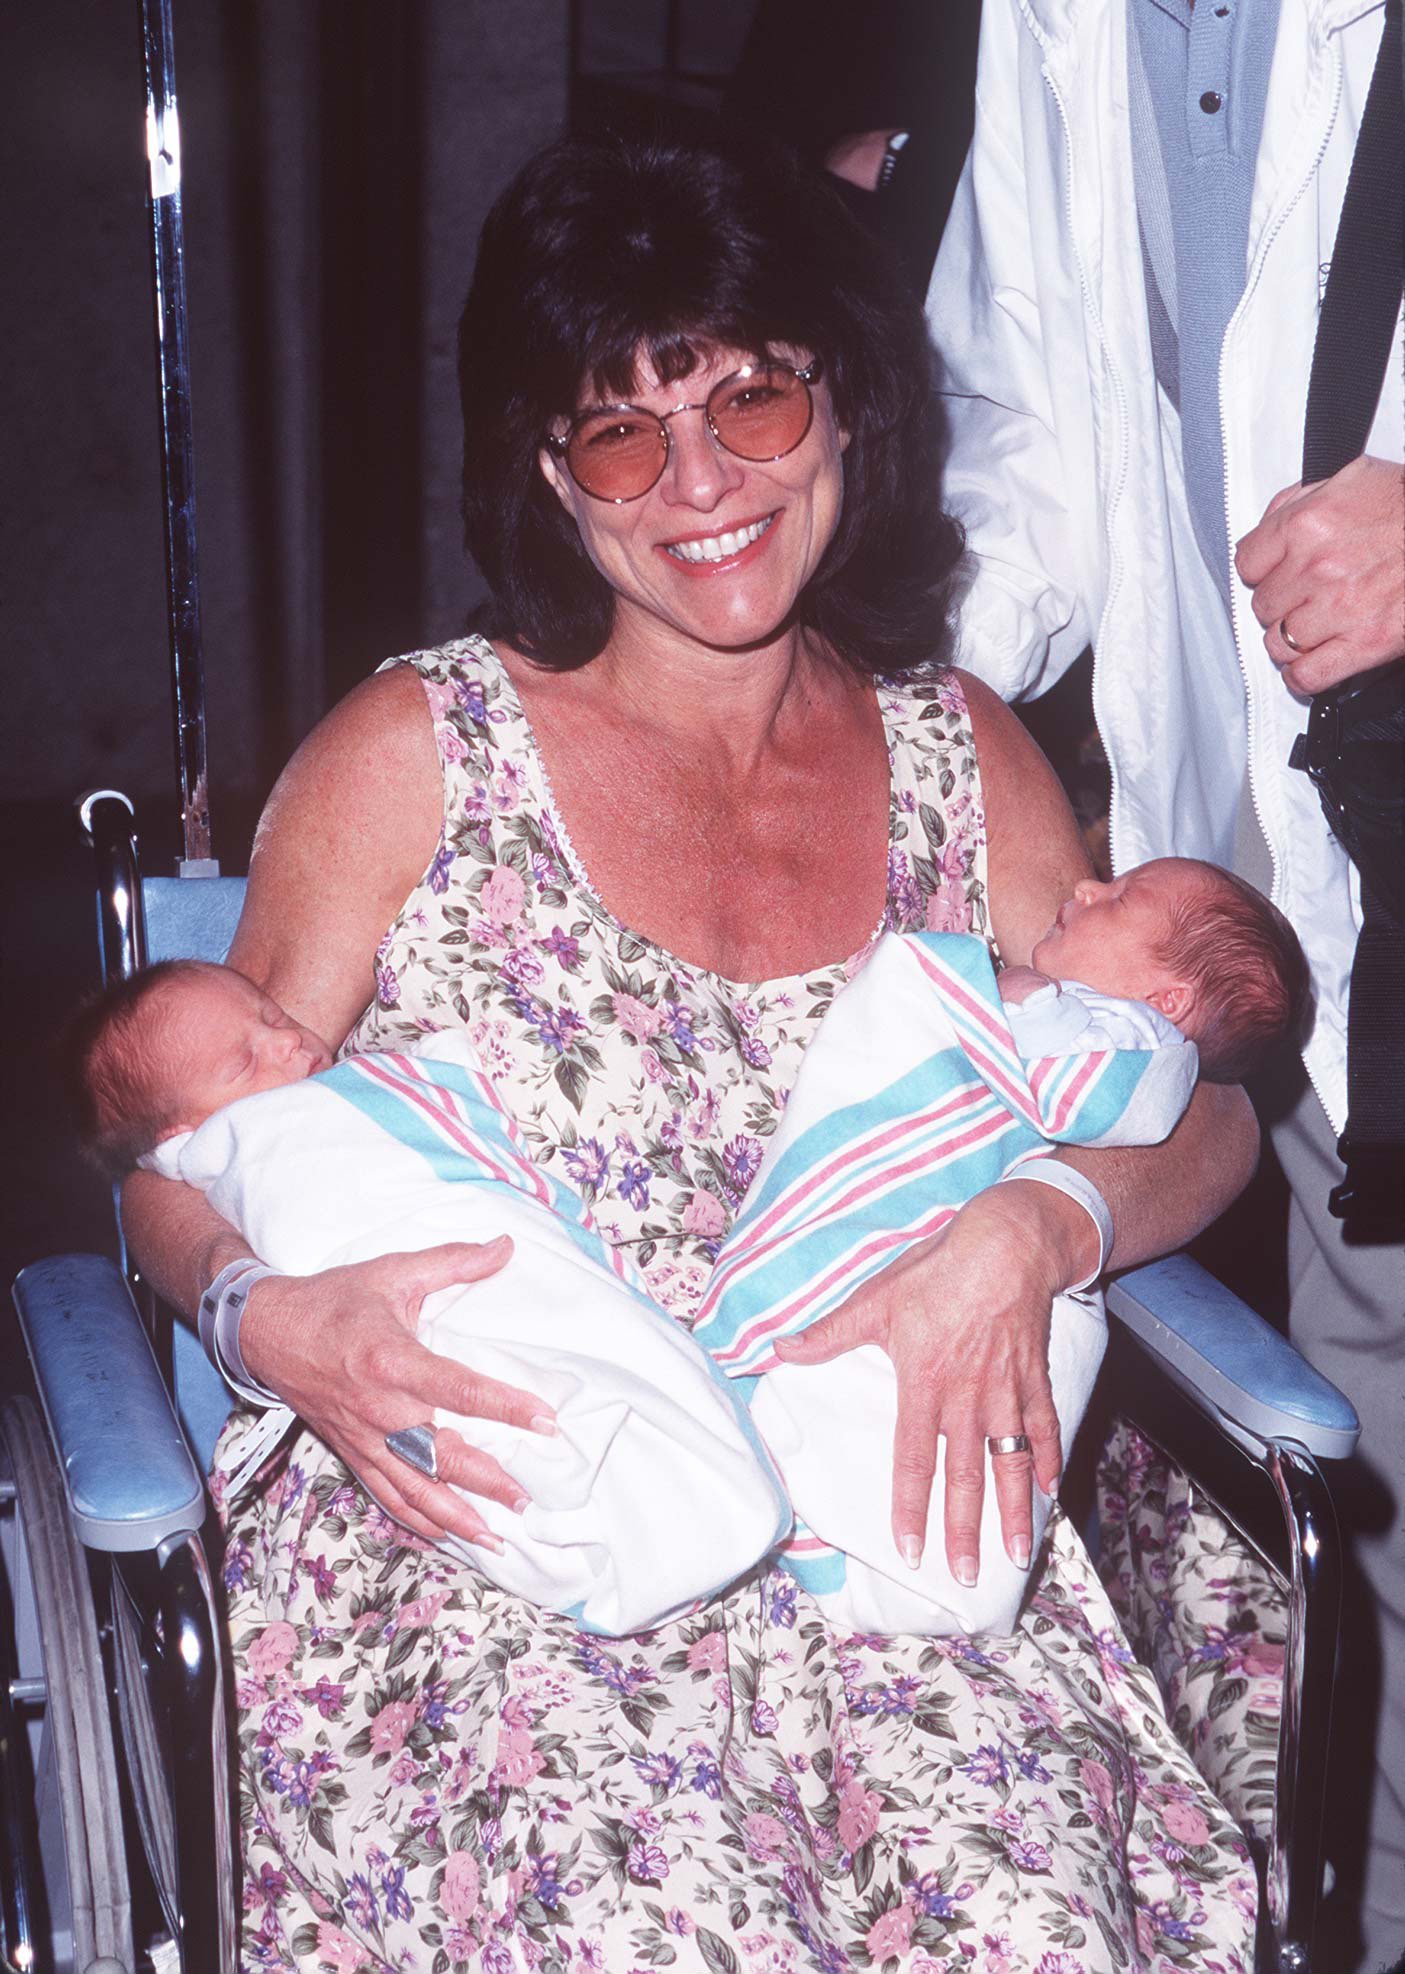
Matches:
[545,358,823,503]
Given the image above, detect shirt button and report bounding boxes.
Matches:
[1200,90,1223,113]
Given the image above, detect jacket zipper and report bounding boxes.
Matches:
[1218,38,1343,1121]
[1039,62,1133,876]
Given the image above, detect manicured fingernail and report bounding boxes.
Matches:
[899,1534,922,1570]
[473,1531,506,1555]
[511,1493,530,1514]
[531,1414,559,1436]
[954,1555,978,1588]
[1012,1540,1031,1570]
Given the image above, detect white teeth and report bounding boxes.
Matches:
[666,515,773,564]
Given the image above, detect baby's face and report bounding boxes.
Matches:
[152,967,334,1132]
[1030,859,1200,1005]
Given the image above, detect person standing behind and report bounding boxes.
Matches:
[925,0,1404,1966]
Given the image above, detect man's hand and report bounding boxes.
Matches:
[1235,456,1405,694]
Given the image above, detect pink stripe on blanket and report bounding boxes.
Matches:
[712,1200,959,1370]
[702,1083,988,1304]
[905,945,1043,1127]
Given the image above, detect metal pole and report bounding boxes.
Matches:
[141,0,216,874]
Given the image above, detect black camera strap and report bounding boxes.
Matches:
[1290,0,1405,1238]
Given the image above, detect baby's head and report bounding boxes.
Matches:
[67,959,333,1178]
[1031,858,1310,1082]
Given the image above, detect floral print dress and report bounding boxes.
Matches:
[221,637,1257,1974]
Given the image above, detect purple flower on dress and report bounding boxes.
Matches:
[1014,1747,1052,1782]
[482,1945,519,1974]
[722,1135,763,1195]
[750,1699,779,1736]
[299,1676,347,1720]
[626,1841,669,1884]
[1034,1956,1086,1974]
[381,1863,412,1923]
[909,1873,959,1918]
[527,1000,585,1054]
[960,1744,1009,1787]
[690,1759,723,1799]
[632,1751,682,1790]
[345,1872,380,1927]
[457,677,488,724]
[619,1158,652,1211]
[769,1576,798,1628]
[663,1002,699,1053]
[740,1034,773,1070]
[563,1137,611,1192]
[1008,1838,1052,1872]
[528,1854,566,1908]
[540,925,582,969]
[427,841,454,895]
[222,1537,253,1592]
[377,962,401,1010]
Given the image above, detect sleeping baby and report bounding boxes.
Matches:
[70,856,1305,1638]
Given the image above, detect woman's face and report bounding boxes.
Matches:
[538,343,847,658]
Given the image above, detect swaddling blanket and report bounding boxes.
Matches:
[155,1030,790,1636]
[694,930,1198,1635]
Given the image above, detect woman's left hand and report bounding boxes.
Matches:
[773,1178,1090,1585]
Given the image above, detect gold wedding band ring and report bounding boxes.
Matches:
[1280,619,1305,654]
[987,1433,1032,1456]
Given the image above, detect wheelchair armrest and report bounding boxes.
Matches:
[12,1253,207,1551]
[1106,1252,1360,1460]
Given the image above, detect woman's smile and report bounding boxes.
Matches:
[657,509,779,574]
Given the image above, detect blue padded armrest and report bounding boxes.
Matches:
[1107,1253,1360,1460]
[12,1253,206,1551]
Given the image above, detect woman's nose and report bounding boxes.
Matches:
[658,410,745,511]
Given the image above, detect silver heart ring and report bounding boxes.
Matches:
[384,1422,439,1480]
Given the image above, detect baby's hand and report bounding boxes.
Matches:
[996,965,1056,1007]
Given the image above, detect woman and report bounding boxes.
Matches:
[126,132,1259,1970]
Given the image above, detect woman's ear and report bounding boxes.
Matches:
[538,445,575,514]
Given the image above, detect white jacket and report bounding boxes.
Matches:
[927,0,1403,1132]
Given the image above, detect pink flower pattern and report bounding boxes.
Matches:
[217,638,1257,1971]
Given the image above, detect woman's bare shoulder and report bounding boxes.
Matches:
[952,668,1093,966]
[229,663,443,1038]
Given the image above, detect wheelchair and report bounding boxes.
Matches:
[0,783,1363,1974]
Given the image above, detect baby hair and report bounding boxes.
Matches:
[1158,865,1310,1083]
[65,958,217,1180]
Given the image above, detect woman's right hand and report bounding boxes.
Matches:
[238,1238,558,1549]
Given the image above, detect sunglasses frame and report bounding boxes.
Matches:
[545,358,824,504]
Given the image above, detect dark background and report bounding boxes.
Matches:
[0,1,1279,1335]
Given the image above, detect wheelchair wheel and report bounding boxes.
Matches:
[0,1393,134,1973]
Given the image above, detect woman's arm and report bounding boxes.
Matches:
[777,673,1257,1582]
[122,666,557,1545]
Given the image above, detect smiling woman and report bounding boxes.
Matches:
[116,125,1263,1971]
[459,128,960,672]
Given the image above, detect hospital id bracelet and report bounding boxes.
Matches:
[994,1159,1113,1290]
[199,1257,286,1407]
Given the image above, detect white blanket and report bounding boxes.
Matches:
[152,1031,789,1637]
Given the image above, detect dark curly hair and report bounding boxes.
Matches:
[458,127,963,674]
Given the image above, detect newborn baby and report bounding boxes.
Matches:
[71,856,1305,1637]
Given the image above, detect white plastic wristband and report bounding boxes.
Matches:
[198,1258,285,1407]
[995,1158,1113,1290]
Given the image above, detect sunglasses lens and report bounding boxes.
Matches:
[709,365,813,460]
[566,411,669,500]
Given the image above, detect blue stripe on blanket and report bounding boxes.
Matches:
[319,1054,795,1524]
